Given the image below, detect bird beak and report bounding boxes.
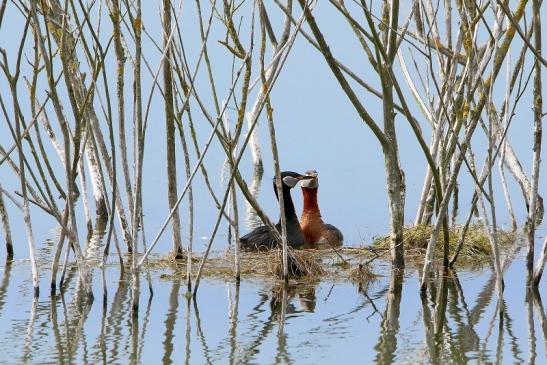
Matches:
[298,175,315,181]
[305,171,318,178]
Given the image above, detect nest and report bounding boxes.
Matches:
[146,246,378,284]
[372,223,516,266]
[268,248,326,279]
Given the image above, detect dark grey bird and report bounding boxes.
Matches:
[239,171,313,251]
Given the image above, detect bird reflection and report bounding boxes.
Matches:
[234,282,316,364]
[270,282,317,316]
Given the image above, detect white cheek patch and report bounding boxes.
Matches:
[301,179,318,188]
[282,176,299,187]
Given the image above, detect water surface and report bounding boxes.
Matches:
[0,245,545,364]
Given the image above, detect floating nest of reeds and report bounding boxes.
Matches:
[145,224,513,283]
[371,223,517,266]
[146,246,380,284]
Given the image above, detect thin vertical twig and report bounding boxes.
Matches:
[162,0,183,259]
[259,2,288,280]
[528,0,543,287]
[0,15,39,297]
[0,186,13,259]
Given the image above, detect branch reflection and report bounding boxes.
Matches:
[374,269,402,364]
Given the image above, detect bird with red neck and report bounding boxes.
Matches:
[300,170,344,247]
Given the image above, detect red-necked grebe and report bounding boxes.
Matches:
[239,171,314,251]
[300,170,344,247]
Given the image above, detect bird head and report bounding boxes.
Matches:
[301,170,319,189]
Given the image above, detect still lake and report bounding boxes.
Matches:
[0,231,545,364]
[0,1,546,363]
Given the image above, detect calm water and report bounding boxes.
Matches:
[1,1,547,363]
[0,242,545,364]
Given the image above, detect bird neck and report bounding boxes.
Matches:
[274,184,298,222]
[302,187,321,216]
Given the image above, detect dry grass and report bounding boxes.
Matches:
[371,223,516,266]
[144,223,516,282]
[145,246,379,284]
[272,249,327,278]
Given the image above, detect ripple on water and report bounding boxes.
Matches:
[0,253,545,364]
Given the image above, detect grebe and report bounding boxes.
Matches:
[239,171,313,251]
[300,170,344,246]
